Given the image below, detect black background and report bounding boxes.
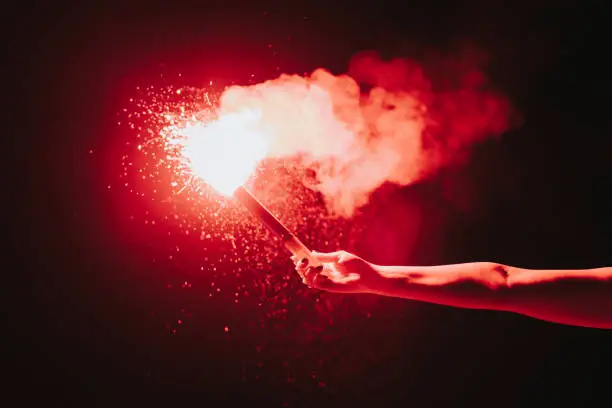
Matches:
[6,1,611,407]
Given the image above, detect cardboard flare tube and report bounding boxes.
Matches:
[234,186,321,268]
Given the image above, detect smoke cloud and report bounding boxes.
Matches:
[219,51,512,217]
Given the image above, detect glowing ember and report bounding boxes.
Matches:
[162,105,319,267]
[171,109,269,195]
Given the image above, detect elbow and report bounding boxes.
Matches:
[484,262,511,291]
[485,263,514,308]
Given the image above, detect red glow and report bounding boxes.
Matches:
[168,109,268,195]
[111,49,514,392]
[147,52,510,219]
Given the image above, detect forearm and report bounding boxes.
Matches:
[374,262,509,310]
[373,263,612,329]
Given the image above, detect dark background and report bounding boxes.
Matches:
[6,1,611,407]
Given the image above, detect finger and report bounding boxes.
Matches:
[297,258,309,269]
[312,271,359,292]
[310,266,349,291]
[311,273,336,290]
[311,250,345,263]
[303,265,323,287]
[292,256,313,265]
[294,258,310,279]
[294,258,309,269]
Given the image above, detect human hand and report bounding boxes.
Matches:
[292,250,384,294]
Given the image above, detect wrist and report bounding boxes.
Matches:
[369,264,411,296]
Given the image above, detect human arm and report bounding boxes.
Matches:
[296,251,612,329]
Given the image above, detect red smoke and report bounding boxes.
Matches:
[218,50,512,216]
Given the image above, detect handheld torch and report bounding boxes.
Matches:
[234,186,321,268]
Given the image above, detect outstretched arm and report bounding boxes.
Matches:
[296,252,612,329]
[377,262,612,328]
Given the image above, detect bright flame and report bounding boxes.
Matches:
[148,51,511,216]
[178,110,268,195]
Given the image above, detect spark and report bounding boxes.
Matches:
[114,80,369,393]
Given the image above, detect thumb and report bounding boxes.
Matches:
[311,250,345,263]
[311,269,341,291]
[311,268,357,293]
[311,273,335,290]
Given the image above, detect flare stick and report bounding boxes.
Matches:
[234,186,320,267]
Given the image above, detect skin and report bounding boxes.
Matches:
[293,251,612,329]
